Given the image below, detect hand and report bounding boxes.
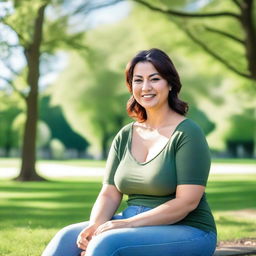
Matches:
[94,219,131,236]
[77,224,98,251]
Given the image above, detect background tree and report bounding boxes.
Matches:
[51,11,217,157]
[39,95,88,157]
[132,0,256,81]
[130,0,256,156]
[0,91,22,156]
[0,0,123,180]
[51,47,130,158]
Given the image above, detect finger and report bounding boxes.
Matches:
[94,226,108,236]
[77,242,86,250]
[78,236,90,244]
[81,251,86,256]
[77,239,89,250]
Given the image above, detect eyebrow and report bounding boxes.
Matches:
[133,72,160,78]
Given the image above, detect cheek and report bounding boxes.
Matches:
[132,85,140,97]
[158,83,170,96]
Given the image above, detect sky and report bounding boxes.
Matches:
[0,1,131,88]
[0,0,210,89]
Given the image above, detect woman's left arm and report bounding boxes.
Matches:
[126,184,205,227]
[94,184,205,234]
[94,122,210,234]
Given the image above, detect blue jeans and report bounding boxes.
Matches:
[42,205,217,256]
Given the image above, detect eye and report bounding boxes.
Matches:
[133,79,142,83]
[151,78,160,81]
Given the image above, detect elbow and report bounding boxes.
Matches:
[185,199,200,213]
[99,190,123,205]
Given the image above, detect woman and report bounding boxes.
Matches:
[42,48,217,256]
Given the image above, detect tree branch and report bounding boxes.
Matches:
[204,25,245,45]
[0,17,29,46]
[0,42,21,49]
[73,0,123,15]
[232,0,242,9]
[4,62,21,78]
[133,0,241,20]
[184,28,253,80]
[0,75,27,100]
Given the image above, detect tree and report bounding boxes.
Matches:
[129,0,256,156]
[39,95,88,156]
[0,106,21,157]
[0,0,125,180]
[51,48,130,158]
[223,111,255,157]
[132,0,256,82]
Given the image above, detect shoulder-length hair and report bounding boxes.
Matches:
[125,48,189,122]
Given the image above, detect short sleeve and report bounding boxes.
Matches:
[175,122,211,186]
[102,138,120,185]
[102,123,131,185]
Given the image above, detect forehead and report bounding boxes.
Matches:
[133,62,158,76]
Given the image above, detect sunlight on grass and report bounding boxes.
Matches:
[0,158,106,168]
[0,174,256,256]
[0,227,57,256]
[214,212,256,240]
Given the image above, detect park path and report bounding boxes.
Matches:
[0,162,255,179]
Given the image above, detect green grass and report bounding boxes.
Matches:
[0,158,106,168]
[1,157,255,169]
[212,158,256,164]
[0,174,256,256]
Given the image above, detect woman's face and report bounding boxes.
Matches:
[132,61,170,111]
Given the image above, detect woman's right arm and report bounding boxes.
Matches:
[77,184,122,251]
[89,184,123,226]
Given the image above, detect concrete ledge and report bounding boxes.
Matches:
[214,246,256,256]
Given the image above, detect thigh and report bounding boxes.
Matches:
[86,225,217,256]
[42,221,89,256]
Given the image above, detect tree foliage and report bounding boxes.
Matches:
[39,95,88,153]
[132,0,256,82]
[0,0,125,180]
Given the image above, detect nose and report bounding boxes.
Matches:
[142,80,152,91]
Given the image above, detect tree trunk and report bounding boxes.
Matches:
[101,133,109,159]
[15,4,47,181]
[240,0,256,79]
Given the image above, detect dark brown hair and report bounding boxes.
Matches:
[125,48,188,122]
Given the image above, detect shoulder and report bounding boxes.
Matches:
[176,118,205,136]
[115,122,133,138]
[112,122,133,147]
[110,122,133,158]
[174,118,208,148]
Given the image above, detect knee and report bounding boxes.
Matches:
[86,230,121,256]
[54,223,80,242]
[42,223,85,256]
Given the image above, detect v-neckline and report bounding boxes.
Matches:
[128,118,188,165]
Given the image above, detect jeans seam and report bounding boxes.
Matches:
[110,231,216,256]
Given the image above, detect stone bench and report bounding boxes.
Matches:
[214,246,256,256]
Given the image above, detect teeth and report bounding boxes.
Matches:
[143,94,155,98]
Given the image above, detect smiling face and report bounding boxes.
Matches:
[132,61,170,112]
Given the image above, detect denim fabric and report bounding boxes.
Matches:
[42,205,217,256]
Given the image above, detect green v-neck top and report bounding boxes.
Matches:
[103,118,216,233]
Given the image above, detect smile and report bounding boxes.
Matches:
[142,94,156,98]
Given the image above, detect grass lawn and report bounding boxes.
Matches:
[0,157,255,169]
[0,174,256,256]
[0,158,106,168]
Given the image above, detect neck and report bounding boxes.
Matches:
[144,106,179,129]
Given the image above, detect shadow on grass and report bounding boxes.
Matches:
[206,179,256,210]
[0,180,103,229]
[0,176,255,230]
[216,216,256,233]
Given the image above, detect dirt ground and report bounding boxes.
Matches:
[218,238,256,247]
